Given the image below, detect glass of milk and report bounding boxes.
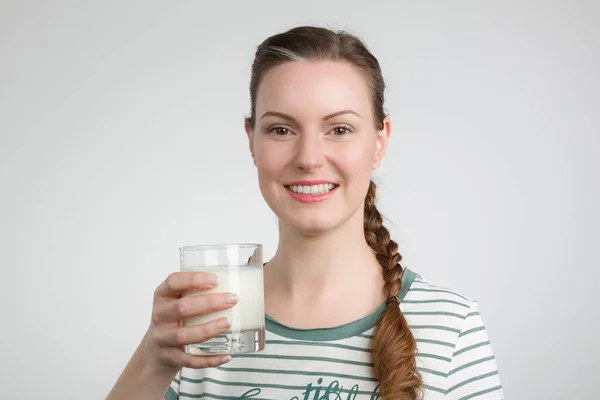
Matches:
[180,243,265,355]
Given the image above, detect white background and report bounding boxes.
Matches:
[1,1,599,399]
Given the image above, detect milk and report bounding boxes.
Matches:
[182,265,265,332]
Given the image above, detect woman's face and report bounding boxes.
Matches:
[247,60,390,236]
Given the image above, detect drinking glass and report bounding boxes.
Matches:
[180,243,265,354]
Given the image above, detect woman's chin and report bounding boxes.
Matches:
[280,215,341,237]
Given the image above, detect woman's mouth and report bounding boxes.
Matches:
[284,182,340,203]
[286,183,337,195]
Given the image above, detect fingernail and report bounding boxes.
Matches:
[205,273,219,285]
[220,355,232,364]
[225,293,239,305]
[217,318,230,329]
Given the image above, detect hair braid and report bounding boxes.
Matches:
[364,181,423,400]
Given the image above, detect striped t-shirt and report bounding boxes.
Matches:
[166,269,504,399]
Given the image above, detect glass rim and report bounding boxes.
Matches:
[180,243,262,252]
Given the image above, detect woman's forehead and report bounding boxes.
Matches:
[255,60,373,119]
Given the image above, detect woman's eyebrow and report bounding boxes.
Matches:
[260,109,362,123]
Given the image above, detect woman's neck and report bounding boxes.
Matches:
[264,210,386,327]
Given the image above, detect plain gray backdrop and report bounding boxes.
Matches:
[1,1,599,399]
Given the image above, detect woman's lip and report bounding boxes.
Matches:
[285,185,338,203]
[286,180,338,186]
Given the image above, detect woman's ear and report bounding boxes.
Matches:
[372,117,391,169]
[244,117,256,165]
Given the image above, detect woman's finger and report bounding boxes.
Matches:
[152,292,238,324]
[180,353,232,369]
[154,272,218,298]
[153,317,231,348]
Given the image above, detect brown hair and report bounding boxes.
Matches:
[245,26,422,399]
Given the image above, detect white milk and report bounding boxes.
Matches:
[182,265,264,332]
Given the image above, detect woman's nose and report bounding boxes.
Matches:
[293,133,325,173]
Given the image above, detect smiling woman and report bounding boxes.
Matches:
[247,59,387,237]
[108,25,505,400]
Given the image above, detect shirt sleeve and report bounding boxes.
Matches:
[165,370,180,400]
[444,302,505,399]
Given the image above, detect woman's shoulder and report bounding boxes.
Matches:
[402,269,505,399]
[403,268,480,308]
[401,268,489,342]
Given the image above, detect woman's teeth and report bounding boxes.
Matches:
[288,183,336,195]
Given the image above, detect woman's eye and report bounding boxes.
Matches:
[331,126,352,135]
[269,126,291,135]
[267,125,352,136]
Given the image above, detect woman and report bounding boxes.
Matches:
[108,26,504,400]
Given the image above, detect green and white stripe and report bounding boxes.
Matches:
[166,269,504,400]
